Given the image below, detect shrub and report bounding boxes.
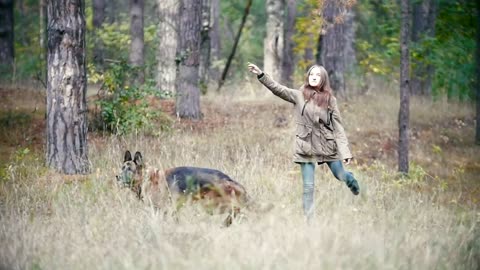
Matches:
[90,61,171,135]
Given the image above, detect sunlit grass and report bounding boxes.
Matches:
[0,82,479,269]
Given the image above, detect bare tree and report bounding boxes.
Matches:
[175,0,202,119]
[282,0,296,87]
[129,0,144,83]
[0,0,14,74]
[199,0,211,90]
[264,0,284,81]
[411,0,436,96]
[398,0,411,174]
[46,0,90,174]
[93,0,105,67]
[157,0,178,94]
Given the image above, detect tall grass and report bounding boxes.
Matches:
[0,83,478,269]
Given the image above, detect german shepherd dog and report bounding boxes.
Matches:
[116,150,248,225]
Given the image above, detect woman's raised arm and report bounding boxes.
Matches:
[248,63,299,104]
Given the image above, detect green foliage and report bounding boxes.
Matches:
[8,0,478,102]
[293,0,324,73]
[218,0,266,82]
[356,0,476,101]
[0,147,44,183]
[85,6,158,79]
[4,5,45,83]
[355,0,400,77]
[0,111,31,128]
[428,1,476,100]
[92,61,170,135]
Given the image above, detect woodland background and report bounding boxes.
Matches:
[0,0,479,269]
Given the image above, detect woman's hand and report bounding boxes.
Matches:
[343,158,352,165]
[247,62,263,75]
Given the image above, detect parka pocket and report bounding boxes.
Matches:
[324,131,335,140]
[324,137,337,156]
[295,125,312,155]
[313,127,337,156]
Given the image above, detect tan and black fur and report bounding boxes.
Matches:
[116,150,248,225]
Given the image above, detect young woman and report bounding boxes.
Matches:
[247,63,360,219]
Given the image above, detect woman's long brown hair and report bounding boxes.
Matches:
[303,65,333,108]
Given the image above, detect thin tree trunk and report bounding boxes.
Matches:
[264,0,284,81]
[93,0,105,68]
[17,0,24,14]
[175,0,202,119]
[344,9,356,73]
[476,0,480,145]
[107,1,117,24]
[157,0,178,95]
[281,0,296,88]
[199,0,211,91]
[411,0,436,96]
[423,0,436,97]
[129,0,144,83]
[398,0,410,174]
[210,0,221,81]
[46,0,90,174]
[0,0,14,75]
[40,0,47,84]
[217,0,252,91]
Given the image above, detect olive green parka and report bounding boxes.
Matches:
[258,73,353,163]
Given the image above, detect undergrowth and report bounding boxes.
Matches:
[0,83,478,269]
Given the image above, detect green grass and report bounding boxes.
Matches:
[0,82,479,269]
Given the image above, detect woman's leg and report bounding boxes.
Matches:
[300,162,315,219]
[326,160,360,195]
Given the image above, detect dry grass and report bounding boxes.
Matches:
[0,82,479,270]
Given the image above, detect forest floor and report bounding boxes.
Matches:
[1,84,478,205]
[0,83,479,269]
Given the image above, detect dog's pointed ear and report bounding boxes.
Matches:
[134,151,143,166]
[124,151,132,162]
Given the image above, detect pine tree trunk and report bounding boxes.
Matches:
[93,0,105,68]
[476,0,480,145]
[318,4,355,74]
[46,0,90,174]
[264,0,284,81]
[320,0,346,97]
[398,0,410,174]
[281,0,296,88]
[411,0,436,96]
[199,0,211,91]
[175,0,202,119]
[157,0,178,94]
[210,0,221,81]
[0,0,14,74]
[129,0,144,83]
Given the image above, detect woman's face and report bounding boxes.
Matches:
[308,67,322,87]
